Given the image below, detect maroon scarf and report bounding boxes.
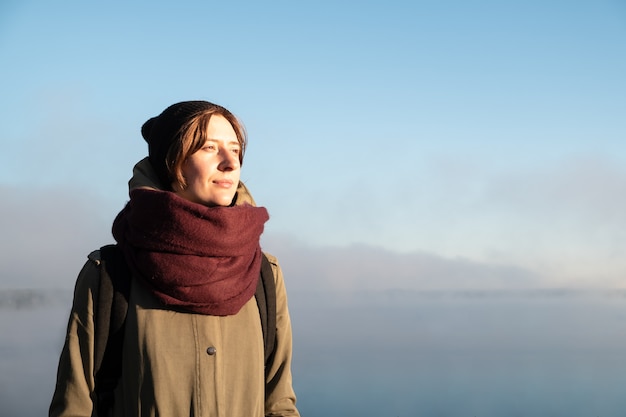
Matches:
[112,188,269,316]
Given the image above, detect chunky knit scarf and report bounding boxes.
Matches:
[112,188,269,316]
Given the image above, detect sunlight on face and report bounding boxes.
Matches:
[174,115,241,207]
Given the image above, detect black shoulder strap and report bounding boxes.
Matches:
[94,244,131,416]
[256,253,277,364]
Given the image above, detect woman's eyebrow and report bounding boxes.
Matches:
[204,138,240,146]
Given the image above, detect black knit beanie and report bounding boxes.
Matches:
[141,100,217,189]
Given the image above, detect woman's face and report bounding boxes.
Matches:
[174,115,241,207]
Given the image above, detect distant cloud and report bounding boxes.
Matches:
[475,154,626,282]
[0,288,69,309]
[263,235,547,292]
[259,153,626,290]
[0,184,114,289]
[484,154,626,226]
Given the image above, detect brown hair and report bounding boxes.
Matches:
[166,106,247,190]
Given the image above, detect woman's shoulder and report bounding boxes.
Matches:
[76,249,104,288]
[262,251,279,266]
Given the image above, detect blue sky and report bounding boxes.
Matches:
[1,0,625,290]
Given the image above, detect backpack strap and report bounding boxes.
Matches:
[93,244,131,417]
[256,253,277,364]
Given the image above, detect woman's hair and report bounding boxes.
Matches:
[166,105,247,190]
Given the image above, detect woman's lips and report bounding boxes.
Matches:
[213,179,234,188]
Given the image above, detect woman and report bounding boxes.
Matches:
[50,101,300,416]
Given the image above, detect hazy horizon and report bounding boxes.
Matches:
[2,286,626,416]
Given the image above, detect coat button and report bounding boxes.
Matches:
[206,346,217,356]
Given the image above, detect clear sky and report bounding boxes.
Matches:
[1,0,625,290]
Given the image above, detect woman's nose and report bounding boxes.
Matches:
[218,149,240,171]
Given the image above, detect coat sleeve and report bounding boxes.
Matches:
[264,255,300,417]
[49,258,99,417]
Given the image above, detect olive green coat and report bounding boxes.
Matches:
[50,159,299,416]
